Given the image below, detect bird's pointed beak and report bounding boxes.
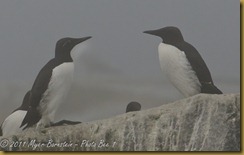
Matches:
[74,36,92,45]
[143,30,158,36]
[78,36,92,43]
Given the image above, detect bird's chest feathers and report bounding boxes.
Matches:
[158,43,190,74]
[1,110,27,136]
[47,62,74,97]
[51,62,74,85]
[39,62,74,120]
[158,43,201,96]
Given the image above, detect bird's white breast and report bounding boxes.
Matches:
[1,110,27,137]
[39,62,74,126]
[158,43,201,97]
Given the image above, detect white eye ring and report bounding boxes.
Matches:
[63,40,71,47]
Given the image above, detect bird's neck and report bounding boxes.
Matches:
[163,38,184,45]
[56,57,73,63]
[55,54,73,62]
[162,33,184,45]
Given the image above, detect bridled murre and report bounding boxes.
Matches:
[20,36,92,130]
[143,26,222,97]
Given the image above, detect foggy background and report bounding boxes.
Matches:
[0,0,240,124]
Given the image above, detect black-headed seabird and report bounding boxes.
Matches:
[143,26,222,97]
[0,91,30,137]
[20,36,92,130]
[126,101,141,113]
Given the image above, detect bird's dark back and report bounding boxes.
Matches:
[30,59,62,108]
[175,41,214,84]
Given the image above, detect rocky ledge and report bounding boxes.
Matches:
[0,93,240,151]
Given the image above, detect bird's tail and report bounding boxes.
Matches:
[20,108,41,130]
[201,83,223,94]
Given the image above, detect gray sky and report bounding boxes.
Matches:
[0,0,240,123]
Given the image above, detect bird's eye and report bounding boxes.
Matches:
[62,40,71,47]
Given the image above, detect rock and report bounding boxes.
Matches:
[0,93,240,151]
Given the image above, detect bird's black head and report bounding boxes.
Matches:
[126,101,141,113]
[143,26,184,44]
[55,36,92,61]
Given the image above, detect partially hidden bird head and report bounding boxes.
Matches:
[55,36,92,61]
[126,101,141,113]
[143,26,184,44]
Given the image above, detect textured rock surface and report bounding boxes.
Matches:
[0,93,240,151]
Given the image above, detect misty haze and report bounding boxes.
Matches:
[0,0,240,125]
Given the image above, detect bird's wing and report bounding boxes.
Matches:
[177,42,214,84]
[12,90,31,113]
[20,107,40,129]
[29,59,58,108]
[21,59,58,128]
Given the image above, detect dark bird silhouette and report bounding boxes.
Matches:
[126,101,141,113]
[144,26,222,97]
[20,36,92,130]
